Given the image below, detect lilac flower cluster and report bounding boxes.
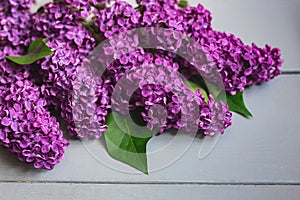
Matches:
[101,44,231,135]
[0,0,283,170]
[0,0,35,59]
[138,0,184,29]
[189,30,283,95]
[94,0,140,38]
[32,2,101,137]
[66,0,109,18]
[136,0,212,34]
[0,0,70,170]
[0,60,69,170]
[0,0,35,10]
[243,43,282,86]
[91,0,281,136]
[131,0,282,94]
[71,64,111,138]
[94,0,282,95]
[111,53,231,135]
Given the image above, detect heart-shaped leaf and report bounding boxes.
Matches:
[227,91,253,118]
[104,113,154,174]
[5,39,53,65]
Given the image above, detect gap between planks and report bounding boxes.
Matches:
[281,71,300,75]
[0,180,300,186]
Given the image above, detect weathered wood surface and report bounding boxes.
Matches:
[1,183,300,200]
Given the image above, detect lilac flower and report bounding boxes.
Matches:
[0,60,69,170]
[94,1,140,38]
[70,64,111,138]
[96,27,231,135]
[65,27,87,46]
[0,0,35,59]
[134,1,282,94]
[65,0,109,18]
[183,4,212,35]
[109,52,231,135]
[1,0,35,10]
[242,43,282,86]
[138,0,185,30]
[188,29,283,94]
[32,2,96,137]
[0,0,282,143]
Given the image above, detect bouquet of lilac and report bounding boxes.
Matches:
[0,0,282,173]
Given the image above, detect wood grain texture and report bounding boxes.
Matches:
[0,183,300,200]
[0,75,299,183]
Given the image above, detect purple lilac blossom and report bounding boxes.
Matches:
[112,54,231,135]
[0,60,69,169]
[0,0,69,169]
[32,0,281,138]
[187,29,283,95]
[96,25,230,135]
[0,0,35,59]
[32,2,100,137]
[134,0,282,94]
[1,0,35,10]
[137,0,211,33]
[138,0,184,28]
[65,0,109,18]
[71,63,111,138]
[103,48,232,135]
[0,0,283,142]
[94,1,140,38]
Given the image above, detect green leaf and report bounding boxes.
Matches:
[184,80,209,102]
[104,113,154,174]
[205,81,223,100]
[227,91,253,118]
[5,39,53,65]
[178,0,188,8]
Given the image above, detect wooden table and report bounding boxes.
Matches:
[1,0,300,199]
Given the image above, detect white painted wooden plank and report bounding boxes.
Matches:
[197,0,300,71]
[0,183,299,200]
[0,75,299,183]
